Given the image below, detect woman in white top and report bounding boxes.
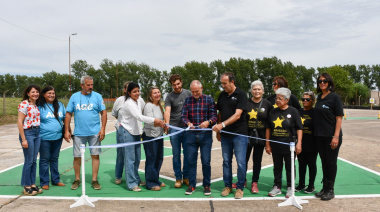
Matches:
[119,82,165,191]
[142,86,165,191]
[17,85,42,196]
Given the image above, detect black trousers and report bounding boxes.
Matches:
[272,152,293,188]
[245,140,265,183]
[297,151,318,186]
[315,136,342,183]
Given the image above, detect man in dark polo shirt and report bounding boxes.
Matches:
[212,72,249,199]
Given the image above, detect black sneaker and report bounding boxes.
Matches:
[185,186,195,195]
[295,184,306,192]
[304,185,315,194]
[204,187,211,196]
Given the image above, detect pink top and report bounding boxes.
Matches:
[18,100,40,129]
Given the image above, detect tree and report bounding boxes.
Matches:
[358,65,375,90]
[15,75,29,97]
[343,64,360,83]
[295,65,316,94]
[372,64,380,90]
[3,74,17,96]
[348,83,369,105]
[255,56,283,98]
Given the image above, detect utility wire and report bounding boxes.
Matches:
[70,40,102,62]
[0,17,66,41]
[1,17,102,64]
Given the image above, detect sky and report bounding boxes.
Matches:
[1,0,380,76]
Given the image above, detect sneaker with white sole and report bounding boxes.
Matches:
[268,186,282,197]
[251,182,259,193]
[204,187,211,196]
[304,185,315,194]
[185,186,195,195]
[295,184,306,192]
[286,187,292,198]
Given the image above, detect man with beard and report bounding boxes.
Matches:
[64,75,107,191]
[164,74,192,188]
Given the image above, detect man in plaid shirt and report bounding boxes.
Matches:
[181,80,218,196]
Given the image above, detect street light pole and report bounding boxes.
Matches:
[69,33,77,96]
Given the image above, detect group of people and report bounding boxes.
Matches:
[17,72,343,201]
[17,85,68,196]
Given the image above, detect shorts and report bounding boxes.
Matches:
[73,135,102,157]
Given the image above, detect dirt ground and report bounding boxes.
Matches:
[0,109,379,211]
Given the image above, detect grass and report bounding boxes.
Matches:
[0,97,114,126]
[0,97,21,125]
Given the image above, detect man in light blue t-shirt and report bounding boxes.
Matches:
[64,75,107,191]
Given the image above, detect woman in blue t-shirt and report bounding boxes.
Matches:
[38,86,67,190]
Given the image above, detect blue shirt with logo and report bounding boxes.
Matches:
[66,91,106,136]
[38,102,66,140]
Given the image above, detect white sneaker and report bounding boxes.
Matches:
[268,186,282,197]
[286,187,292,198]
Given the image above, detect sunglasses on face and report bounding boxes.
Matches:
[301,98,311,102]
[272,83,277,86]
[317,79,328,84]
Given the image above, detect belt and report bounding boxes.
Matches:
[28,126,40,129]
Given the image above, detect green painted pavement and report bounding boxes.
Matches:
[0,131,379,199]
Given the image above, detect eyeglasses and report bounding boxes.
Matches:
[272,83,277,86]
[317,79,328,84]
[275,97,285,101]
[301,98,311,102]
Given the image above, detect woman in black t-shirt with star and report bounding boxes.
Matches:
[265,87,303,198]
[296,91,317,194]
[231,80,273,193]
[314,73,344,201]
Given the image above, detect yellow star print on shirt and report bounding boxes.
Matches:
[273,117,284,128]
[301,117,306,125]
[248,109,258,119]
[273,103,278,108]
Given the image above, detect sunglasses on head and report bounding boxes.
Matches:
[317,79,328,84]
[301,98,311,102]
[272,83,277,86]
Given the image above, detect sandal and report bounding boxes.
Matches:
[31,186,43,194]
[23,186,37,196]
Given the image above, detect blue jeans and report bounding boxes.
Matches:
[142,133,164,189]
[169,127,188,180]
[119,127,141,190]
[221,135,248,190]
[115,128,124,180]
[19,128,41,186]
[186,131,212,188]
[39,138,63,186]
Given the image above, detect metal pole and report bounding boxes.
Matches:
[278,142,308,209]
[69,33,77,97]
